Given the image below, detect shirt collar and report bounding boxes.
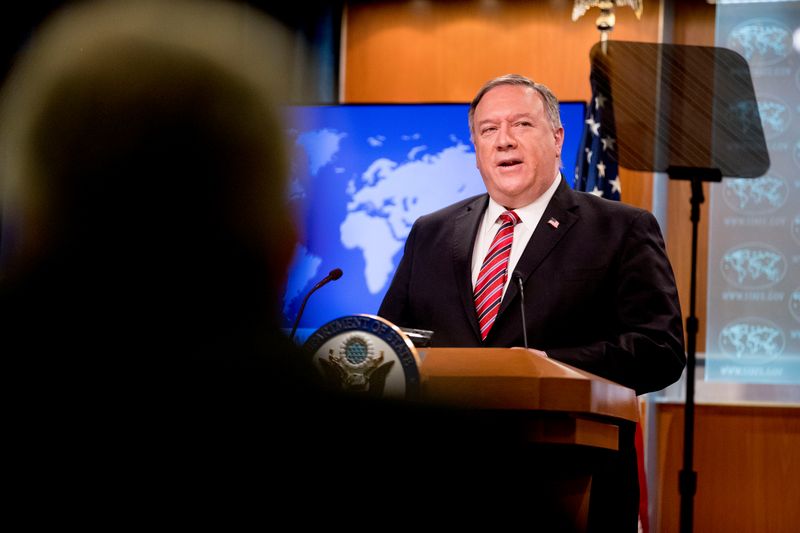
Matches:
[486,172,562,228]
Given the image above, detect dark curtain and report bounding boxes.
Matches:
[0,1,342,102]
[252,0,343,103]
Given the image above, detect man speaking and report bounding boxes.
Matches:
[379,73,685,396]
[379,72,686,532]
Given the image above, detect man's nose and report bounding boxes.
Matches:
[496,123,517,149]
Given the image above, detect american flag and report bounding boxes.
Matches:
[574,65,621,200]
[574,58,653,533]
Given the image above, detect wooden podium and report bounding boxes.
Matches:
[417,347,639,531]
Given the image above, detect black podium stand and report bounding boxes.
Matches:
[588,41,769,533]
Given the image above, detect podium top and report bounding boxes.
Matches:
[419,347,639,423]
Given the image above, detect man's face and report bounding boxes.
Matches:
[472,84,564,208]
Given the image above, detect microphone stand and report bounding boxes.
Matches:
[514,272,528,350]
[290,268,343,341]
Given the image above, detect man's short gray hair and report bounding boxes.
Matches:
[468,74,562,138]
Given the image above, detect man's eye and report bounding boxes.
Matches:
[481,127,497,135]
[515,121,532,127]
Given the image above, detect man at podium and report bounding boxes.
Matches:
[379,74,686,531]
[380,73,685,397]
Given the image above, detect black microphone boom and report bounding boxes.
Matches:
[513,272,528,350]
[290,268,343,340]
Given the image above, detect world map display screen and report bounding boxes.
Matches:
[282,102,586,338]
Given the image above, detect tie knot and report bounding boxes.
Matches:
[499,210,521,226]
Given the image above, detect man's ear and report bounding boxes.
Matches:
[554,126,565,152]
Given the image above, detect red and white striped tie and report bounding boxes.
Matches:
[474,210,521,340]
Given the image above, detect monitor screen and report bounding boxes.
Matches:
[283,102,586,338]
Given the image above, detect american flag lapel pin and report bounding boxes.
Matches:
[547,217,560,229]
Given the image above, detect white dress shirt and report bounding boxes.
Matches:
[471,173,562,298]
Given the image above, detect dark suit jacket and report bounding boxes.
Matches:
[379,178,686,396]
[378,178,685,531]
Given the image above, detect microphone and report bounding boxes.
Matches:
[513,272,528,350]
[290,268,343,341]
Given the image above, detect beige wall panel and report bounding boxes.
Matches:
[344,0,663,211]
[345,1,661,104]
[655,403,800,533]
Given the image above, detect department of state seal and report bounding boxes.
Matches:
[304,314,421,399]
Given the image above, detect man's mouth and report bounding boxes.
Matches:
[498,159,522,168]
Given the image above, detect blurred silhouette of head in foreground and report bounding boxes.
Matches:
[0,0,302,362]
[0,8,598,526]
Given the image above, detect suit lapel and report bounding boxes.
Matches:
[498,178,580,316]
[452,195,488,343]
